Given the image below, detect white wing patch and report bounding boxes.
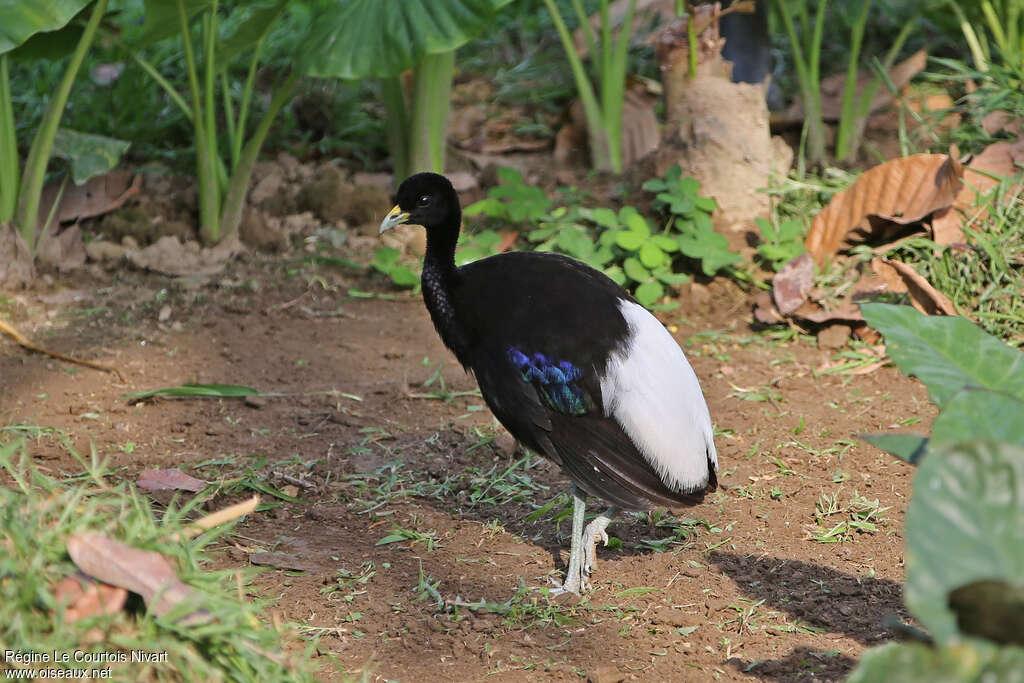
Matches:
[599,299,718,492]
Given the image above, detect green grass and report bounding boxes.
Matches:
[0,437,316,680]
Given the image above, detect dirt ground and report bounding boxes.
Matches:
[0,250,933,682]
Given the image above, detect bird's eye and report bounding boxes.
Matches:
[417,194,432,207]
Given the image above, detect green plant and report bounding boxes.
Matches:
[0,0,130,255]
[465,167,553,223]
[846,304,1024,678]
[945,0,1024,74]
[455,228,503,266]
[0,438,315,680]
[542,0,637,173]
[643,165,740,276]
[370,247,419,289]
[299,0,510,181]
[121,0,298,244]
[754,217,806,270]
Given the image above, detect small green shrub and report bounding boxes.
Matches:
[464,167,552,224]
[370,247,419,288]
[754,217,806,271]
[643,165,740,276]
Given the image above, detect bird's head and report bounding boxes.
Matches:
[379,173,458,236]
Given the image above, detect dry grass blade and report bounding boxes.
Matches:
[176,495,260,541]
[805,153,964,266]
[0,318,125,381]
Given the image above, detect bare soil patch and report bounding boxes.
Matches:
[1,252,931,681]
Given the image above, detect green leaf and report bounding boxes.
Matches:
[214,0,290,71]
[678,176,700,197]
[603,265,627,286]
[615,231,645,251]
[694,196,718,213]
[847,640,1024,683]
[473,229,502,250]
[653,269,691,286]
[622,257,649,283]
[373,246,400,268]
[51,128,130,185]
[638,241,665,269]
[619,207,650,237]
[598,229,620,247]
[130,0,213,49]
[0,0,92,56]
[859,433,928,464]
[389,264,419,287]
[931,389,1024,447]
[298,0,510,79]
[651,235,679,252]
[634,280,664,307]
[464,197,506,218]
[496,166,522,185]
[123,384,260,400]
[860,304,1024,408]
[587,207,619,229]
[905,441,1024,643]
[755,217,777,241]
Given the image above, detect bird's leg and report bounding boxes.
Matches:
[580,506,618,582]
[549,487,587,595]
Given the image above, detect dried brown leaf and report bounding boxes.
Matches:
[771,253,815,314]
[137,468,206,492]
[54,572,129,623]
[67,532,207,623]
[931,138,1024,243]
[870,257,957,316]
[805,153,964,266]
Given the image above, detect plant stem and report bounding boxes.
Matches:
[835,0,872,161]
[235,37,265,170]
[15,0,109,250]
[179,0,220,243]
[605,0,636,173]
[221,72,238,169]
[203,5,226,194]
[0,55,18,223]
[409,51,455,175]
[219,72,298,240]
[380,77,411,182]
[686,3,697,78]
[543,0,611,171]
[773,0,826,165]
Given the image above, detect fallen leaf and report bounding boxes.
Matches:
[771,253,814,314]
[66,532,208,623]
[137,468,207,492]
[931,138,1024,244]
[54,572,129,623]
[805,153,964,266]
[38,171,141,227]
[981,111,1023,137]
[870,257,957,316]
[753,290,785,324]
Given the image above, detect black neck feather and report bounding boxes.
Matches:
[421,214,470,363]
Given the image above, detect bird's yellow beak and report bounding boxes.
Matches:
[379,205,410,235]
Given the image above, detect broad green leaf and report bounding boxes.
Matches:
[698,249,742,276]
[389,264,419,286]
[622,257,649,283]
[653,269,690,286]
[859,433,928,464]
[473,229,502,250]
[51,128,130,185]
[130,0,213,49]
[298,0,509,79]
[556,227,594,258]
[123,384,260,400]
[598,229,620,247]
[0,0,92,55]
[587,207,619,229]
[373,246,401,268]
[847,640,1024,683]
[464,197,505,218]
[496,166,522,185]
[679,176,700,197]
[619,207,650,237]
[634,280,664,307]
[755,217,777,241]
[694,196,718,212]
[860,304,1024,408]
[905,441,1024,643]
[214,0,290,71]
[615,231,645,251]
[638,241,665,269]
[603,265,627,286]
[931,389,1024,447]
[640,178,666,192]
[651,235,678,252]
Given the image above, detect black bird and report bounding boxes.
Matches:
[380,173,718,593]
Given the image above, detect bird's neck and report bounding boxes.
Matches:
[421,222,469,363]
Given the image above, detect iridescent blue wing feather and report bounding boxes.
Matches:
[506,347,596,416]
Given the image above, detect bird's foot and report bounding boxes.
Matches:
[548,514,613,596]
[580,515,612,579]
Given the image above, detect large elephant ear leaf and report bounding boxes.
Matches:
[0,0,94,55]
[298,0,510,79]
[904,441,1024,645]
